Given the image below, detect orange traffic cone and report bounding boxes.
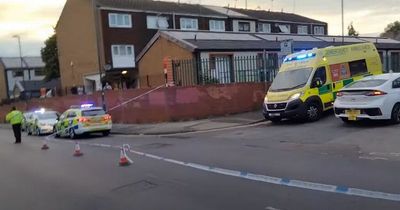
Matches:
[73,142,83,157]
[119,148,132,166]
[41,141,49,150]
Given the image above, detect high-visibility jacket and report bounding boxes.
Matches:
[6,110,23,125]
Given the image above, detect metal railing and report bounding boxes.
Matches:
[172,55,279,86]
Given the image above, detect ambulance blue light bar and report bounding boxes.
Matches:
[81,104,94,108]
[284,53,316,63]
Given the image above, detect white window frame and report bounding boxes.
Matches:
[109,13,132,28]
[146,15,169,29]
[278,24,291,34]
[180,18,198,30]
[209,20,225,32]
[238,21,251,32]
[297,25,308,35]
[314,26,325,35]
[257,23,271,33]
[111,45,135,68]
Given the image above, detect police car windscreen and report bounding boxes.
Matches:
[38,112,58,120]
[82,109,106,117]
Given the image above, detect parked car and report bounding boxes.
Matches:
[27,109,59,135]
[334,73,400,123]
[54,104,112,139]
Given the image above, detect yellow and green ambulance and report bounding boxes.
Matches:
[263,43,382,122]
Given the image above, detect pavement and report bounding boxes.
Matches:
[1,113,400,209]
[0,111,264,135]
[111,111,264,135]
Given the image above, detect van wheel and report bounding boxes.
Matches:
[269,117,282,123]
[390,103,400,124]
[306,101,322,122]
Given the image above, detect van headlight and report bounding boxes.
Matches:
[264,95,268,103]
[289,93,302,100]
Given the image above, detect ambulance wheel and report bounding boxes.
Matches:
[269,117,282,123]
[390,103,400,124]
[102,130,110,137]
[305,101,322,122]
[69,128,77,139]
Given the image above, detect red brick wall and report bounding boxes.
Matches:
[0,83,269,124]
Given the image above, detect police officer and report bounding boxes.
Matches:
[6,106,24,144]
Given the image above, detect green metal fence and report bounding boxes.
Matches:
[172,55,279,86]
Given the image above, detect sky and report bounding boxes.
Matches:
[0,0,399,57]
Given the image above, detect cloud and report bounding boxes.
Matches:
[0,0,399,57]
[0,0,65,56]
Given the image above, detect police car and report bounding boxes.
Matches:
[27,109,59,135]
[54,104,112,139]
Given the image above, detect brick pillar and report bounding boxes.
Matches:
[163,56,174,87]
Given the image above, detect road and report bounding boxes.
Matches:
[1,114,400,210]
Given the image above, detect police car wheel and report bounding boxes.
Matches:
[54,127,60,138]
[69,128,76,139]
[102,131,110,137]
[306,102,322,122]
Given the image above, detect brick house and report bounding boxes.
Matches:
[56,0,328,92]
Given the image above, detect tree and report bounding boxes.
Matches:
[41,33,60,81]
[380,21,400,40]
[347,22,359,37]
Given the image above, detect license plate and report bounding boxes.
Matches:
[345,109,360,121]
[269,113,281,117]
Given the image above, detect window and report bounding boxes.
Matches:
[209,20,225,32]
[109,13,132,28]
[314,26,325,35]
[347,79,387,88]
[278,24,291,34]
[13,70,23,77]
[257,23,271,33]
[349,59,368,76]
[297,25,308,34]
[311,67,327,88]
[393,78,400,88]
[34,69,45,76]
[238,22,251,32]
[391,52,400,72]
[147,16,169,29]
[180,18,198,30]
[111,45,135,68]
[67,112,77,118]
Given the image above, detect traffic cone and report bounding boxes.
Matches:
[73,142,83,157]
[41,141,49,150]
[119,148,132,166]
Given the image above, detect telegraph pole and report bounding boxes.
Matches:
[341,0,344,44]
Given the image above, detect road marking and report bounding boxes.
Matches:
[51,140,400,202]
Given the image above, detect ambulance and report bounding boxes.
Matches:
[263,43,383,122]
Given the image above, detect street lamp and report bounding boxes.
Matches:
[12,35,25,100]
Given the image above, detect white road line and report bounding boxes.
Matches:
[50,140,400,202]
